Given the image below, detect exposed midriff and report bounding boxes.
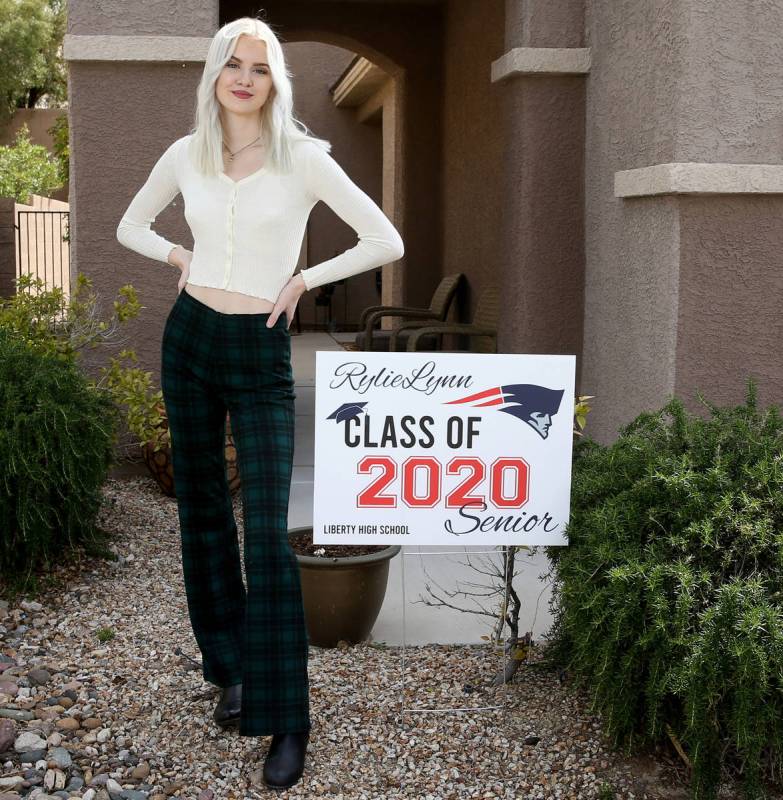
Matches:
[183,283,275,314]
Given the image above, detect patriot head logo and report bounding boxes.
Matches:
[445,383,565,440]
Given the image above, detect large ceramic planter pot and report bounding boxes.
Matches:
[142,409,241,497]
[289,525,400,648]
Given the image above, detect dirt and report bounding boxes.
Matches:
[288,529,390,559]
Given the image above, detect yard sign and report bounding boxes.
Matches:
[312,352,575,546]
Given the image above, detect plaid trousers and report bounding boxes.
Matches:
[160,286,311,736]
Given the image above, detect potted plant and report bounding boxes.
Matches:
[138,401,241,498]
[105,370,241,498]
[288,526,399,648]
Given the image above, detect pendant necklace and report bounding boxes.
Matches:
[223,134,263,162]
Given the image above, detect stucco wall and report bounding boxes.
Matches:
[67,0,216,36]
[497,0,586,379]
[506,0,583,49]
[674,2,783,162]
[583,0,783,442]
[677,195,783,409]
[583,0,685,442]
[674,3,783,415]
[69,60,201,383]
[442,0,506,323]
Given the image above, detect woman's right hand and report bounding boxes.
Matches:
[167,246,193,294]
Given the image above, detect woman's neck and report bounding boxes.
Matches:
[220,113,263,150]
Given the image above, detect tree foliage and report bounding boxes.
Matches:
[0,122,63,201]
[0,0,67,125]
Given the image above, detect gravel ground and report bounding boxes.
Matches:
[0,477,773,800]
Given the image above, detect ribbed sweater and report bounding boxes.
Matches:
[116,134,404,299]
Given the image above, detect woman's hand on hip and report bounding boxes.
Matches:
[268,273,307,329]
[167,246,193,294]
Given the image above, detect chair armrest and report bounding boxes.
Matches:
[407,325,497,352]
[363,309,439,350]
[358,305,432,327]
[359,305,402,326]
[388,319,444,351]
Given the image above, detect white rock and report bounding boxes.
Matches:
[14,731,47,751]
[44,768,56,789]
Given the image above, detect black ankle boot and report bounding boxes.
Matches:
[213,683,242,728]
[262,729,309,789]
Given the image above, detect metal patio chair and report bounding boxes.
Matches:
[355,273,464,351]
[389,285,500,353]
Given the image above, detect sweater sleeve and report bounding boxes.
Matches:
[298,143,405,292]
[116,138,182,263]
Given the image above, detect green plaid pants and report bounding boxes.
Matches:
[160,287,311,736]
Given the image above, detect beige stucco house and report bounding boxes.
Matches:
[62,0,783,444]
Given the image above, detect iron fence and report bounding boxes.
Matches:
[15,208,70,295]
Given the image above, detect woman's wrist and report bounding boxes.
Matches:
[167,245,184,270]
[292,272,307,294]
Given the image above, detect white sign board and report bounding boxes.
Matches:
[312,352,575,546]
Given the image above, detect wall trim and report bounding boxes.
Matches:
[490,47,591,82]
[63,34,211,62]
[615,162,783,198]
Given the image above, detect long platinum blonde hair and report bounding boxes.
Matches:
[187,16,330,176]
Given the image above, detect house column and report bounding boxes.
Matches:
[63,2,218,385]
[583,0,783,443]
[492,0,588,383]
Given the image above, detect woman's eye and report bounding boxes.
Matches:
[227,63,267,75]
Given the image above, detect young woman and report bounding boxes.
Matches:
[116,15,404,791]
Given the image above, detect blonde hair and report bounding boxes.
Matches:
[186,15,330,176]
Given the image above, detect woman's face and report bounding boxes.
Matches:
[215,34,274,121]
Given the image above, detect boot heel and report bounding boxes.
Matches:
[213,683,242,728]
[263,730,309,789]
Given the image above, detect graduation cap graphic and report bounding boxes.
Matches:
[326,401,369,424]
[445,383,565,440]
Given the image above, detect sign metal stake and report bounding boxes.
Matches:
[398,545,512,728]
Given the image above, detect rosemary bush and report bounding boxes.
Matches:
[543,382,783,800]
[0,327,118,590]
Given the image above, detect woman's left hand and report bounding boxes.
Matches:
[267,273,307,329]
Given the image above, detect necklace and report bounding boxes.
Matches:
[222,134,263,162]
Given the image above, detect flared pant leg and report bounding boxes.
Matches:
[160,288,311,736]
[160,295,246,689]
[223,349,311,736]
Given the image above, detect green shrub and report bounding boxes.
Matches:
[0,123,63,203]
[543,381,783,800]
[0,272,165,457]
[0,327,119,593]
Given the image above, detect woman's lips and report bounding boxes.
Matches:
[232,91,253,99]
